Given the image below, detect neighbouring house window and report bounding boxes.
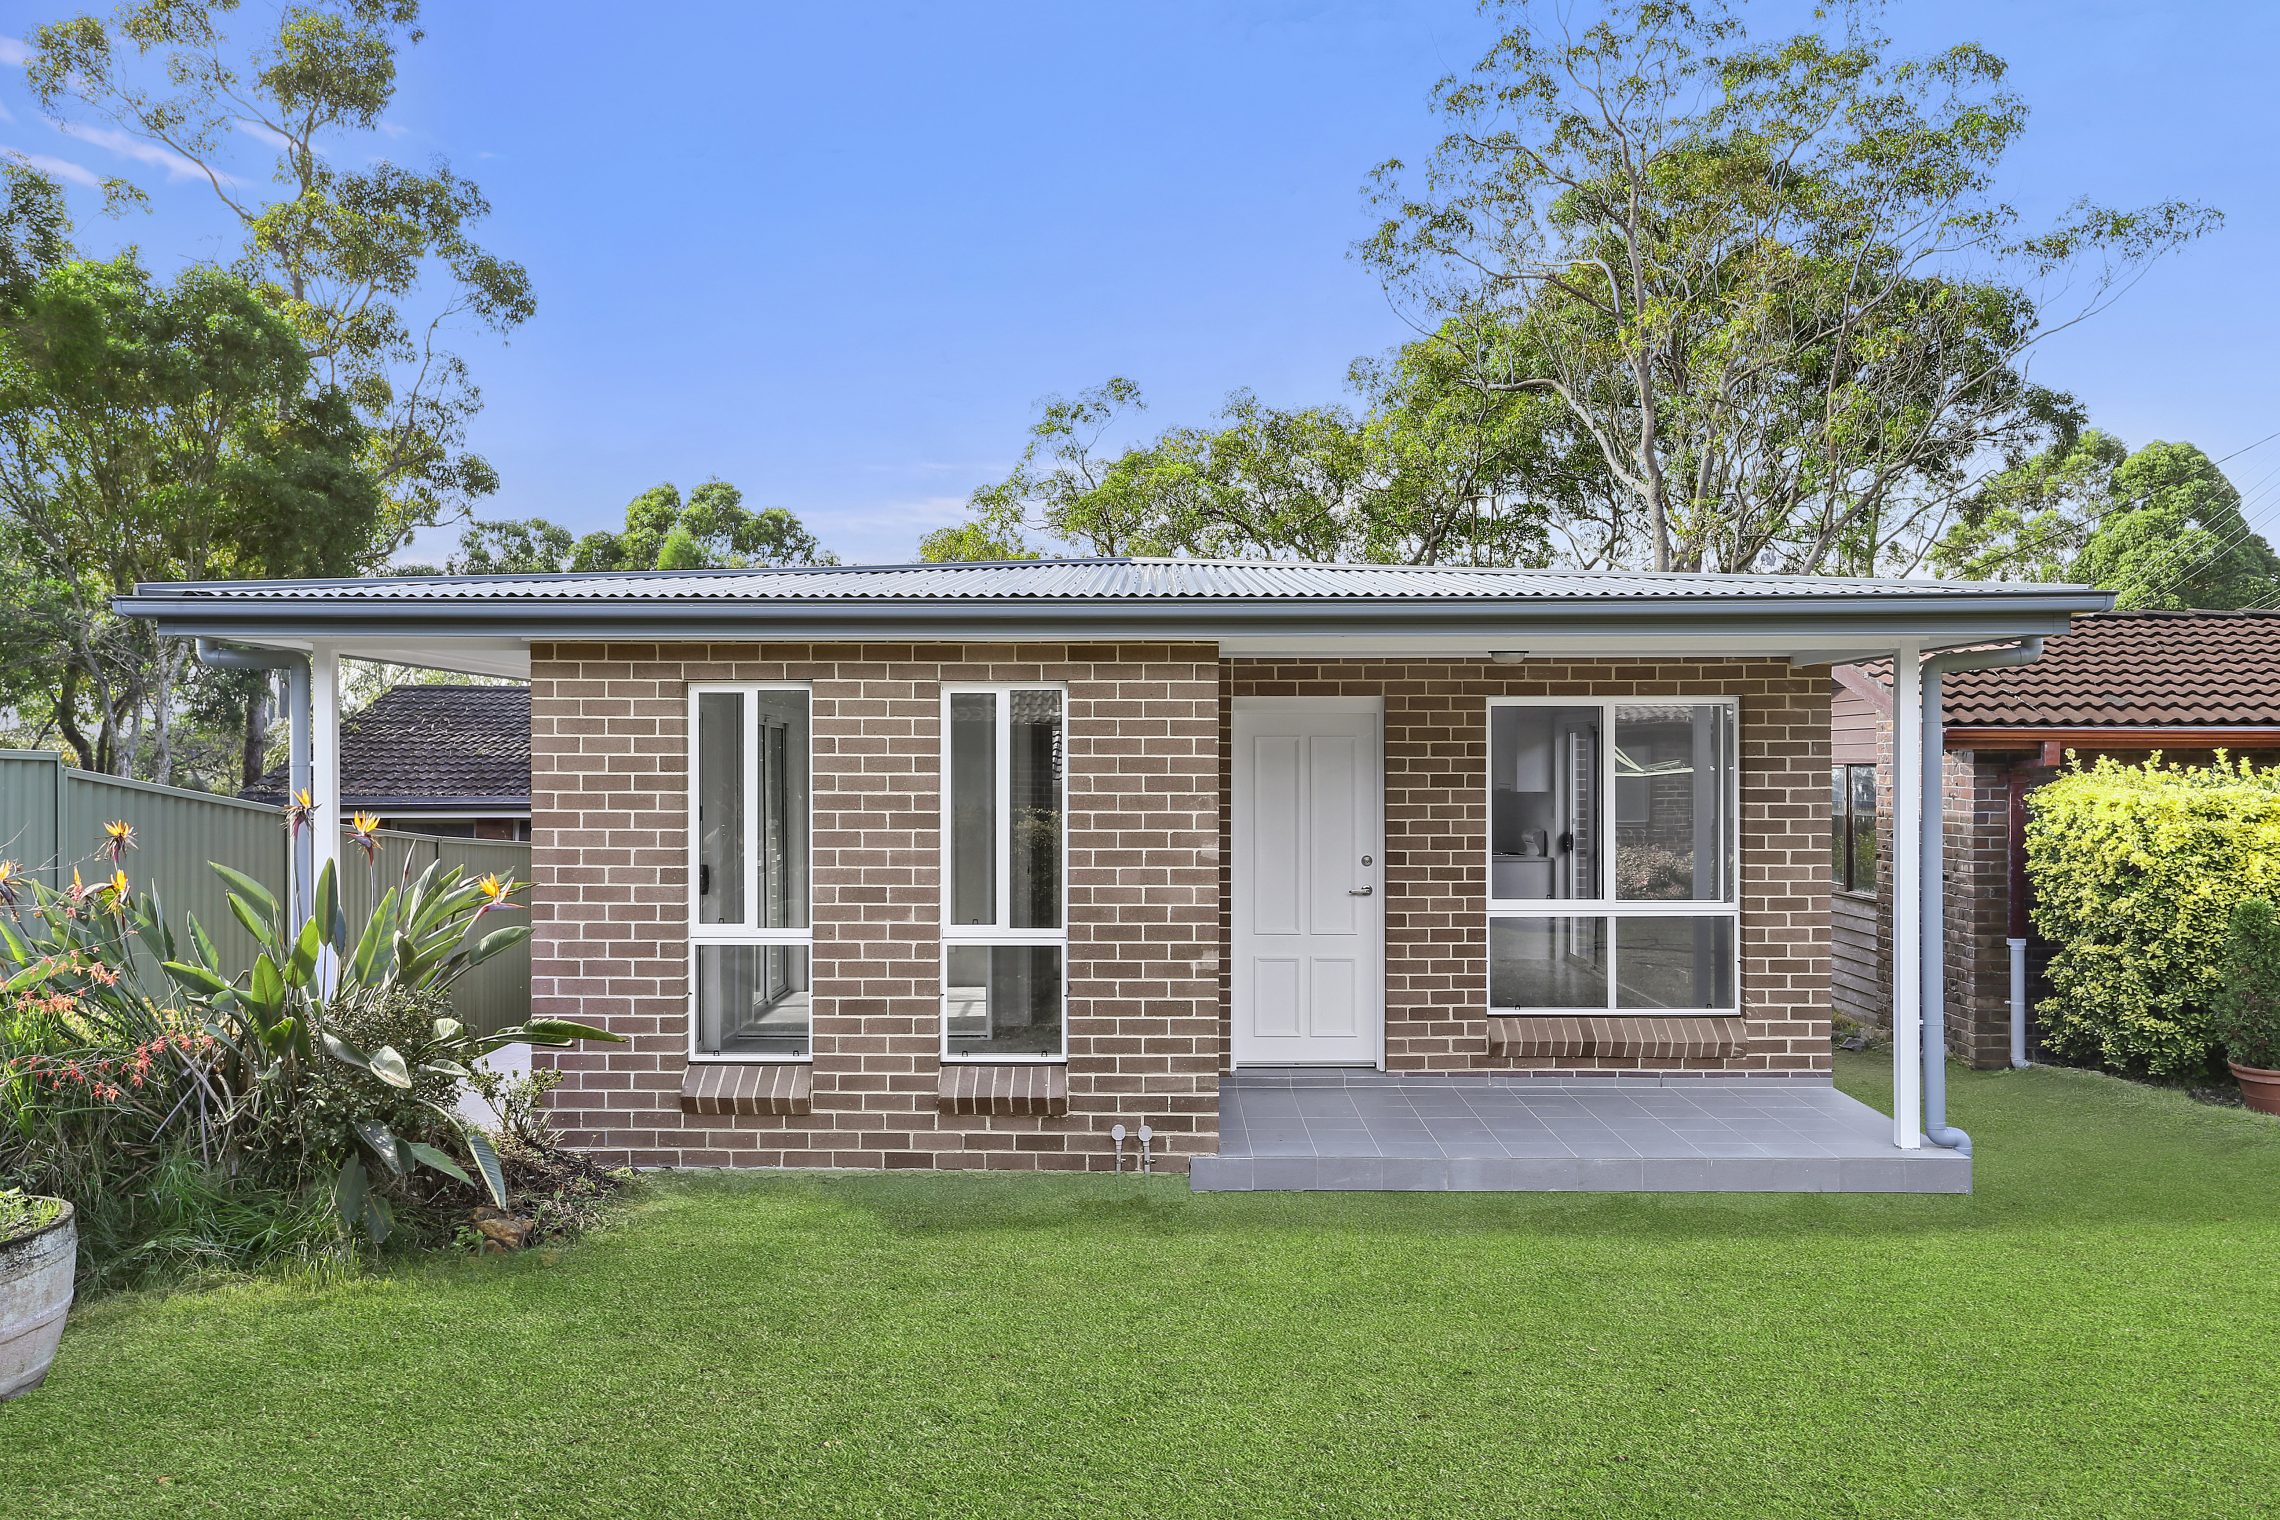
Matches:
[942,686,1066,1060]
[1487,699,1738,1014]
[1831,763,1878,895]
[689,685,812,1059]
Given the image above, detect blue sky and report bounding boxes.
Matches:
[3,1,2277,567]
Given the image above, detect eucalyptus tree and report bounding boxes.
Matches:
[421,482,837,576]
[1357,0,2218,573]
[25,0,534,555]
[918,370,1570,567]
[0,233,379,780]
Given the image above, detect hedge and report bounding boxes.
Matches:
[2027,754,2280,1076]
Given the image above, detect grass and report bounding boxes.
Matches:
[5,1054,2280,1518]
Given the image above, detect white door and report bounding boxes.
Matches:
[1231,704,1384,1066]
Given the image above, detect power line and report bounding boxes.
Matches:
[2216,428,2280,467]
[2074,441,2280,611]
[2112,468,2280,609]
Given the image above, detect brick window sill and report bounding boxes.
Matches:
[1487,1014,1747,1061]
[681,1062,813,1116]
[938,1063,1070,1116]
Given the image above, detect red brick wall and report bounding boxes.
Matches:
[529,641,1222,1172]
[1839,709,2012,1067]
[1220,659,1832,1074]
[1841,724,2280,1067]
[1945,744,2262,1068]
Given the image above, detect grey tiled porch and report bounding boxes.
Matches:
[1189,1071,1970,1194]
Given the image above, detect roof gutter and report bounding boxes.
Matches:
[1946,725,2280,750]
[1918,637,2046,1157]
[115,590,2109,646]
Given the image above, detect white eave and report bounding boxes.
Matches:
[114,556,2114,678]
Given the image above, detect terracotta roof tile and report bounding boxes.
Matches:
[1854,610,2280,729]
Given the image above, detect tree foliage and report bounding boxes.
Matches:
[25,0,534,553]
[419,482,837,576]
[925,2,2213,574]
[1360,0,2215,573]
[919,361,1572,567]
[1935,432,2279,608]
[2071,443,2280,611]
[0,167,379,782]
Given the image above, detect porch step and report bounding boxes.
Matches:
[1189,1150,1968,1193]
[1191,1075,1971,1194]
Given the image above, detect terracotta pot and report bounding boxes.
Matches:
[0,1200,75,1401]
[2232,1061,2280,1118]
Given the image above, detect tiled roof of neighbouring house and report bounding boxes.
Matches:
[244,684,529,809]
[139,556,2068,604]
[1856,609,2280,728]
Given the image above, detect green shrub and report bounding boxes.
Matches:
[1,825,622,1284]
[2215,899,2280,1071]
[2027,754,2280,1076]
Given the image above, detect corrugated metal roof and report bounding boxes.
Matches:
[141,556,2057,604]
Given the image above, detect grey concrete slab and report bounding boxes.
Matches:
[1204,1072,1972,1193]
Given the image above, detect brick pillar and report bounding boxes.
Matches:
[1940,750,2017,1068]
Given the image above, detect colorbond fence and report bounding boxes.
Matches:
[0,749,531,1034]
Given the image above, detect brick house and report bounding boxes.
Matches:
[121,559,2105,1192]
[1832,609,2280,1068]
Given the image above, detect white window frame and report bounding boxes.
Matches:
[1484,695,1741,1016]
[939,682,1070,1064]
[686,682,814,1064]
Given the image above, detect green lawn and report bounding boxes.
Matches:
[6,1056,2279,1519]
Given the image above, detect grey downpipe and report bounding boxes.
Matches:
[1919,637,2044,1156]
[194,639,313,928]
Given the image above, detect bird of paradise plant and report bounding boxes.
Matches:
[1,825,620,1253]
[151,852,620,1244]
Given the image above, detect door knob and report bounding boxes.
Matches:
[1348,885,1374,896]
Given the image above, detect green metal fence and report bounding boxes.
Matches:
[0,749,531,1033]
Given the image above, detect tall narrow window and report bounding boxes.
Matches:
[1488,697,1738,1014]
[942,686,1066,1059]
[1832,762,1878,894]
[689,686,812,1059]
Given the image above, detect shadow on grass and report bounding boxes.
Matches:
[624,1060,2280,1251]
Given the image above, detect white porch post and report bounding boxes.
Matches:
[309,642,343,908]
[1889,642,1924,1149]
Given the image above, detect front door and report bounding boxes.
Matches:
[1231,703,1384,1066]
